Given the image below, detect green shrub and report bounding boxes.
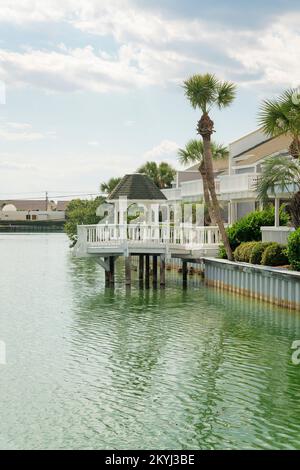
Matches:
[234,242,257,262]
[287,228,300,271]
[218,244,227,259]
[249,242,273,265]
[261,243,288,267]
[227,206,289,251]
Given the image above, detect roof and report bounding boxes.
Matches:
[186,155,229,175]
[233,133,291,167]
[0,200,49,211]
[56,200,71,211]
[108,174,167,200]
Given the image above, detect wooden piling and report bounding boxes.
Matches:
[104,257,110,287]
[145,255,150,288]
[139,255,144,283]
[109,256,115,285]
[160,255,165,287]
[152,255,158,287]
[125,256,131,286]
[182,260,188,288]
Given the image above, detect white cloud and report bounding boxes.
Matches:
[124,120,135,127]
[0,42,202,94]
[144,140,179,161]
[227,13,300,89]
[0,122,45,141]
[0,1,299,94]
[88,140,100,147]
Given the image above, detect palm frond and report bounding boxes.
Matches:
[256,155,300,202]
[210,142,229,159]
[216,81,237,109]
[183,74,219,112]
[178,139,228,166]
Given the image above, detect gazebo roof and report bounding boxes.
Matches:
[108,174,167,201]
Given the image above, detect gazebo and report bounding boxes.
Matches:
[105,173,168,226]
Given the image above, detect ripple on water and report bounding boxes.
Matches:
[1,235,300,449]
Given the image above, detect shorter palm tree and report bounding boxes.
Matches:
[137,161,176,189]
[256,155,300,228]
[178,140,228,225]
[259,89,300,159]
[100,177,122,195]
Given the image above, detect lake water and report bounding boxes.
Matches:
[1,233,300,450]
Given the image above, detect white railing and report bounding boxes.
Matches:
[219,173,260,193]
[77,223,221,249]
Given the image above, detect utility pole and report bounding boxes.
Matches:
[45,191,48,211]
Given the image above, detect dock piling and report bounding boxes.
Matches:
[182,260,188,288]
[160,255,165,287]
[152,255,158,287]
[145,255,150,288]
[125,256,131,286]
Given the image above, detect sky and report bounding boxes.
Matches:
[0,0,299,200]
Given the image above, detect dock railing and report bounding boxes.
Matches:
[77,223,221,250]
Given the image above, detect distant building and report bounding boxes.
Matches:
[0,199,72,222]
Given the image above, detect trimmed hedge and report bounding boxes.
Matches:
[234,242,257,262]
[261,243,288,267]
[249,242,273,265]
[232,241,288,267]
[227,207,289,251]
[287,228,300,271]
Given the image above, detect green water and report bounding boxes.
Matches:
[1,234,300,450]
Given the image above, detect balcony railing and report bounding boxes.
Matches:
[219,173,260,193]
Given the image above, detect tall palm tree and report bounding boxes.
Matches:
[100,177,122,195]
[256,155,300,228]
[259,88,300,159]
[183,74,236,260]
[178,139,228,225]
[137,161,176,189]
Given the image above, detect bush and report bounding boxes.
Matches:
[218,244,227,259]
[234,242,258,262]
[227,206,289,251]
[287,228,300,271]
[261,243,288,267]
[249,242,273,265]
[64,196,104,246]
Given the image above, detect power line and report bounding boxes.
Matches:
[0,192,105,200]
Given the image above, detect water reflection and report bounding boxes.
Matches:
[66,256,300,449]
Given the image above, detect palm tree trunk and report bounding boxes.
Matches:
[288,191,300,228]
[199,160,216,225]
[198,113,233,260]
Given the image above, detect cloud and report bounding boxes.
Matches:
[144,140,179,161]
[0,43,202,94]
[0,1,299,94]
[88,140,100,147]
[0,122,45,141]
[124,120,135,127]
[227,13,300,89]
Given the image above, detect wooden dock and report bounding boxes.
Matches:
[75,223,221,287]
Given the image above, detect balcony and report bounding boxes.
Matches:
[219,173,260,196]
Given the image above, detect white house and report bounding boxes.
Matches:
[162,129,293,230]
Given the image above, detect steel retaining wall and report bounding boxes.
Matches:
[203,258,300,310]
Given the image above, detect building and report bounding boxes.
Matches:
[162,129,293,227]
[0,199,71,222]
